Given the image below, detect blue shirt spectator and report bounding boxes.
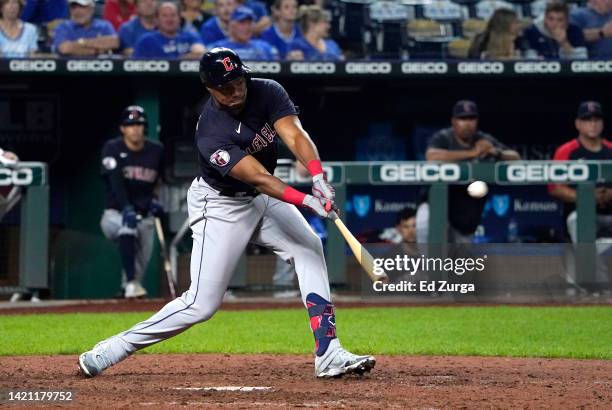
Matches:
[0,22,39,57]
[210,6,278,60]
[238,0,270,36]
[523,1,587,59]
[118,5,157,55]
[21,0,68,24]
[133,2,205,58]
[570,0,612,58]
[287,36,341,60]
[287,5,342,61]
[259,0,300,59]
[200,0,236,46]
[133,30,203,58]
[52,0,118,56]
[210,38,277,59]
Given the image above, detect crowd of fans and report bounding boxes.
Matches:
[0,0,609,60]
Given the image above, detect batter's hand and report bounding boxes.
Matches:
[148,198,164,217]
[122,205,138,229]
[303,194,335,219]
[312,173,335,202]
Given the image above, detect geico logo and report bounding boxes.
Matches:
[380,164,461,182]
[9,59,56,72]
[243,61,281,73]
[179,60,200,72]
[346,62,392,74]
[67,60,114,72]
[0,168,33,186]
[506,164,590,182]
[514,61,561,73]
[123,60,169,72]
[571,61,612,73]
[458,62,504,74]
[401,62,448,74]
[290,62,335,74]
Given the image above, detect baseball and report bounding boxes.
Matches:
[467,181,488,198]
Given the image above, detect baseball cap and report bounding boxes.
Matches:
[452,100,479,118]
[577,101,603,119]
[231,6,256,22]
[69,0,95,6]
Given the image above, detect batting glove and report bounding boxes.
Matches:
[303,194,337,219]
[312,173,335,202]
[148,198,164,218]
[122,205,138,229]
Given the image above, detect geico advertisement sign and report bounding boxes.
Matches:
[371,163,469,183]
[275,165,342,184]
[571,61,612,73]
[123,60,170,72]
[0,168,33,186]
[497,163,598,183]
[290,62,336,74]
[9,59,56,72]
[457,62,504,74]
[514,61,561,74]
[243,61,281,73]
[67,60,114,72]
[401,62,448,74]
[345,62,392,74]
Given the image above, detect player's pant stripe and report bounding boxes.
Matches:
[124,195,209,334]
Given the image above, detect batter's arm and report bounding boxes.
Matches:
[229,155,291,199]
[273,115,320,169]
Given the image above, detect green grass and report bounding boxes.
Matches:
[1,306,611,359]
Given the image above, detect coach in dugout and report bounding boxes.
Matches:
[416,100,521,244]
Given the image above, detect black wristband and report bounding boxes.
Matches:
[599,29,605,39]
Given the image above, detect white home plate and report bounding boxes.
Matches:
[173,386,272,392]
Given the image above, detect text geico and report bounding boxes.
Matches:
[0,168,33,186]
[378,163,462,182]
[123,60,169,72]
[9,60,56,72]
[505,163,591,182]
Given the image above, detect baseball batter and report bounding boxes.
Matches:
[78,47,375,378]
[100,106,165,298]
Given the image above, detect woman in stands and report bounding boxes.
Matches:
[468,8,531,59]
[0,0,38,57]
[286,4,342,61]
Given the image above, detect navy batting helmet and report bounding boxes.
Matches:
[199,47,250,87]
[120,105,147,126]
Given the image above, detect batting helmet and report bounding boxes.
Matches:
[199,47,250,87]
[120,105,147,126]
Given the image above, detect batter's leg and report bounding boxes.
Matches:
[78,179,264,377]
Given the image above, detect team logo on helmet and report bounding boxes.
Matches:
[102,156,117,170]
[221,57,236,72]
[210,150,230,167]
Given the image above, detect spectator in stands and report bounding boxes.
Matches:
[21,0,67,25]
[468,8,530,59]
[53,0,119,56]
[180,0,211,35]
[133,2,205,58]
[550,101,612,295]
[417,100,520,243]
[524,0,588,59]
[571,0,612,58]
[0,0,39,57]
[118,0,156,56]
[286,4,342,61]
[104,0,136,31]
[199,0,235,46]
[235,0,269,35]
[260,0,301,59]
[209,6,278,60]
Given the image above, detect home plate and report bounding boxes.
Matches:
[173,386,272,392]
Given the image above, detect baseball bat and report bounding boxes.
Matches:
[329,211,388,283]
[154,217,177,299]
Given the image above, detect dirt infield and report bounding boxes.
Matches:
[0,354,610,408]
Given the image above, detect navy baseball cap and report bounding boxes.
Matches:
[231,6,256,22]
[577,101,603,119]
[452,100,479,118]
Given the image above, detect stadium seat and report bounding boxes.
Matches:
[474,0,516,20]
[365,0,411,58]
[462,18,487,38]
[448,37,472,58]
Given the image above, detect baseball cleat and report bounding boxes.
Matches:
[78,342,113,378]
[124,281,147,298]
[314,339,376,378]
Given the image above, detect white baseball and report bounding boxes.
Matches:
[467,181,488,198]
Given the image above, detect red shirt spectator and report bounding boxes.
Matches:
[104,0,136,30]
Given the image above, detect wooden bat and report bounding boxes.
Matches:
[329,211,388,283]
[154,217,177,299]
